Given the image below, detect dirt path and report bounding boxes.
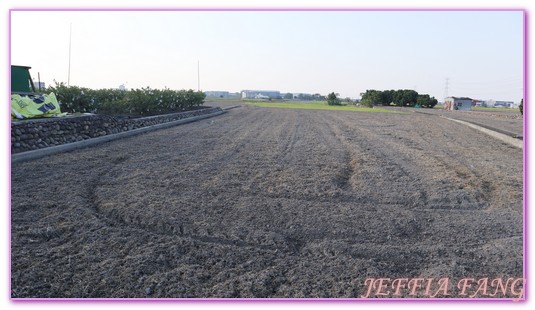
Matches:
[409,107,523,137]
[11,106,523,298]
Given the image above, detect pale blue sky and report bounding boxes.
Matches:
[10,10,524,101]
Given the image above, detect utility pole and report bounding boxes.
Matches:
[68,23,72,86]
[443,77,449,99]
[197,60,200,91]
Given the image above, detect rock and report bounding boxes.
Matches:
[145,287,152,295]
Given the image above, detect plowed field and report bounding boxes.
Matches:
[11,105,523,298]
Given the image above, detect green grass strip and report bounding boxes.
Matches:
[242,100,395,113]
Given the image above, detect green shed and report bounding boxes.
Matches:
[11,65,35,94]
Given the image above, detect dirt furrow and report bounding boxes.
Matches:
[11,105,523,298]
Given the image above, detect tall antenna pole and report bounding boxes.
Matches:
[68,23,72,86]
[197,60,200,91]
[443,77,449,99]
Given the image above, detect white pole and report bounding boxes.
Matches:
[68,23,72,86]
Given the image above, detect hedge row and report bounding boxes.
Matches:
[43,83,205,116]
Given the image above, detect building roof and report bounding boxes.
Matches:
[241,90,280,93]
[447,96,473,100]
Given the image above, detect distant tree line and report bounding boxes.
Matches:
[283,93,326,101]
[360,89,438,108]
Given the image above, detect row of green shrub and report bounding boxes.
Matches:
[360,89,438,108]
[43,82,205,116]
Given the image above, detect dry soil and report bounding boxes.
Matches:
[11,105,523,298]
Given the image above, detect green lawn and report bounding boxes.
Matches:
[242,100,395,113]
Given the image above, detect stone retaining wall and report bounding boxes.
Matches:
[11,107,222,154]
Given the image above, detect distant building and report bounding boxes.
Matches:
[33,81,45,90]
[205,91,230,98]
[444,96,473,111]
[292,93,314,100]
[484,99,516,108]
[472,99,485,107]
[241,90,281,99]
[205,91,241,99]
[494,101,515,108]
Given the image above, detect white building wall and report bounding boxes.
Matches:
[444,97,472,111]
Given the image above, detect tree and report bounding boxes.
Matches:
[359,98,373,108]
[283,93,293,100]
[297,93,315,101]
[359,89,437,108]
[327,92,341,106]
[393,89,418,107]
[313,93,325,100]
[519,99,523,115]
[416,94,438,108]
[360,90,382,106]
[379,90,395,105]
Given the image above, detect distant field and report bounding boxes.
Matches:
[472,106,519,112]
[241,100,394,113]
